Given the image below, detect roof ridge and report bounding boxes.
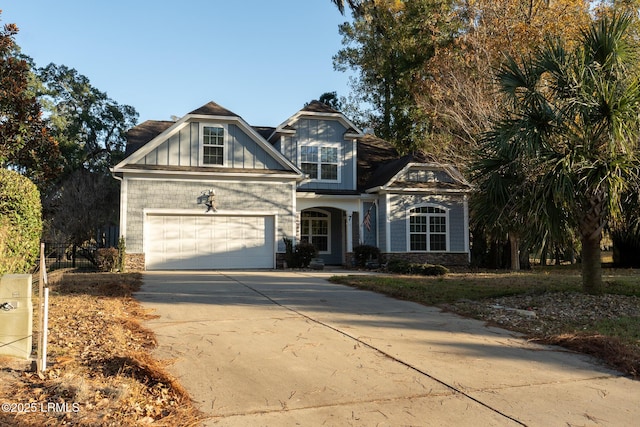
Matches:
[189,101,239,117]
[302,100,340,114]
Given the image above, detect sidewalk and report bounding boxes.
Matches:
[136,271,639,426]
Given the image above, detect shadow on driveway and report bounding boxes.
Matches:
[135,270,639,426]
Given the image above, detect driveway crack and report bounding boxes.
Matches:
[223,273,528,427]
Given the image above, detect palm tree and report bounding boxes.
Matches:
[470,135,528,270]
[330,0,365,16]
[475,13,640,293]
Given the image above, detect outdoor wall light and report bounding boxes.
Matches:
[198,189,217,213]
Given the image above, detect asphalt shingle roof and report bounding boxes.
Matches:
[302,100,340,114]
[122,102,469,193]
[356,134,398,190]
[124,120,174,157]
[189,101,239,117]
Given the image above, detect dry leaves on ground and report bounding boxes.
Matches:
[444,292,640,378]
[0,271,203,426]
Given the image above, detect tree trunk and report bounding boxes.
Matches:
[540,244,548,266]
[509,233,520,271]
[519,247,530,270]
[581,235,603,294]
[579,190,606,294]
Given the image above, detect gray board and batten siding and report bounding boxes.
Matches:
[137,122,286,170]
[277,118,357,191]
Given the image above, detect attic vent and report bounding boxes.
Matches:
[407,170,435,182]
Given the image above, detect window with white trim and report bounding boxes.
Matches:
[300,209,330,253]
[409,206,447,251]
[406,169,435,182]
[200,124,226,166]
[300,145,339,181]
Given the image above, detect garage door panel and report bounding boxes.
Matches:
[146,214,274,270]
[185,218,200,256]
[195,217,213,248]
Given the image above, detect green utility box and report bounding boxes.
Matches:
[0,274,33,359]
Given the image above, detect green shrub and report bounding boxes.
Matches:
[386,258,412,274]
[386,258,448,276]
[117,236,126,272]
[282,238,317,268]
[353,245,381,268]
[0,169,42,274]
[295,242,317,268]
[420,264,449,276]
[283,237,295,267]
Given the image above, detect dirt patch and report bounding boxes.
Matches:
[444,292,640,378]
[0,271,204,426]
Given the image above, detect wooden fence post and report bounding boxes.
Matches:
[37,243,49,374]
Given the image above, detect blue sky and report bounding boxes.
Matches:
[2,1,353,126]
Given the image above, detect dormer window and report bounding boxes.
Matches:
[300,144,340,181]
[200,123,227,166]
[407,169,435,182]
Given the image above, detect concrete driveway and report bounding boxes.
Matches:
[136,270,640,426]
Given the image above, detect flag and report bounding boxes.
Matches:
[363,206,372,231]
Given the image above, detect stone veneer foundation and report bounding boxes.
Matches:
[384,252,469,266]
[125,253,145,271]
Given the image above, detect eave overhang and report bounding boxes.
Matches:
[275,110,365,139]
[365,186,473,194]
[111,164,303,181]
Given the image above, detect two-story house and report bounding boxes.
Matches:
[111,100,471,270]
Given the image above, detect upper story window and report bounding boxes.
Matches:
[200,123,226,166]
[300,145,340,182]
[408,205,448,252]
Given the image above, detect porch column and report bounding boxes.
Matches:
[346,211,354,253]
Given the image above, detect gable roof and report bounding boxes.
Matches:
[302,100,340,114]
[189,101,239,117]
[361,150,438,189]
[116,100,470,192]
[113,101,302,175]
[358,136,471,192]
[121,101,239,158]
[274,101,365,138]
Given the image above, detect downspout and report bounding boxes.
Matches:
[110,170,126,244]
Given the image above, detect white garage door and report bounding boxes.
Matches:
[145,214,275,270]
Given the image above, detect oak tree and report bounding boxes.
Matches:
[334,0,458,152]
[0,13,60,186]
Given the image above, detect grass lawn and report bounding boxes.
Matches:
[330,266,640,378]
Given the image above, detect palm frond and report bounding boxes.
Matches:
[476,11,640,278]
[582,12,635,75]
